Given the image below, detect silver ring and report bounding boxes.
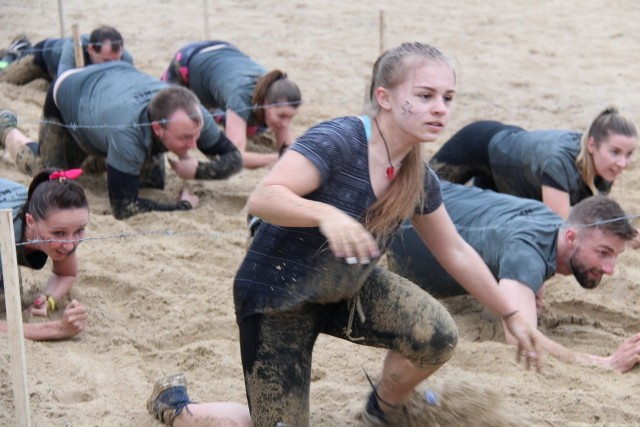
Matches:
[345,257,358,265]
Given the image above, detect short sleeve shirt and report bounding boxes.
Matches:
[42,35,134,80]
[55,62,222,175]
[187,44,266,123]
[488,129,611,205]
[389,181,560,295]
[234,116,442,320]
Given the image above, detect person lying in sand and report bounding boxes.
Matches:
[389,180,640,373]
[0,170,89,340]
[0,62,242,219]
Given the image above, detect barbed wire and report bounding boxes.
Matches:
[13,228,248,246]
[12,100,307,131]
[11,97,639,132]
[10,211,640,248]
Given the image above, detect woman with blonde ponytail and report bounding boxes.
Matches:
[162,41,302,169]
[232,42,541,427]
[430,107,637,219]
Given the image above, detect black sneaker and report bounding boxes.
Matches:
[146,373,193,426]
[362,391,387,426]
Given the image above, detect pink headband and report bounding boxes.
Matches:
[49,169,83,181]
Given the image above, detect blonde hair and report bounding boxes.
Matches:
[364,42,456,239]
[575,106,637,194]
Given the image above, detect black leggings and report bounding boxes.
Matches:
[31,40,51,79]
[430,121,523,190]
[238,267,458,427]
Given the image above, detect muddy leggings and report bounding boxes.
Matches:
[429,121,523,190]
[238,267,458,427]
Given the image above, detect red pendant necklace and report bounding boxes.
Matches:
[374,117,396,180]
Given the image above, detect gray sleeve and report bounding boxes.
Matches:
[104,129,148,175]
[498,239,547,292]
[56,39,78,76]
[415,167,443,214]
[195,107,223,151]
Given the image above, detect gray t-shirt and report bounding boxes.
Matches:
[388,180,560,296]
[55,61,222,175]
[41,35,134,80]
[187,44,266,122]
[488,129,611,204]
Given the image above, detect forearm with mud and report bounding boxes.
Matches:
[112,197,192,219]
[248,184,340,227]
[195,150,243,180]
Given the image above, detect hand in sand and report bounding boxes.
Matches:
[60,300,88,337]
[503,311,542,372]
[178,186,199,209]
[607,333,640,373]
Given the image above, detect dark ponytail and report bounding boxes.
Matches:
[20,169,89,223]
[252,69,301,125]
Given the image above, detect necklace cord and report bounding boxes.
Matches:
[373,116,396,180]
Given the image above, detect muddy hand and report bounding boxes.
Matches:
[319,210,379,264]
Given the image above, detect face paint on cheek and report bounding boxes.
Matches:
[402,100,414,115]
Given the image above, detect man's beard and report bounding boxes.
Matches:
[569,253,603,289]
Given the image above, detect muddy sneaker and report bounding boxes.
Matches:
[0,109,18,148]
[6,35,31,58]
[363,391,388,426]
[146,373,193,426]
[0,35,31,67]
[362,389,442,427]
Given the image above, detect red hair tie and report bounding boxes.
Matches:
[49,169,83,181]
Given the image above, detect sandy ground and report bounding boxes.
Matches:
[1,0,640,425]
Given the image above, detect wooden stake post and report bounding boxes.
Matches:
[57,0,65,37]
[0,209,31,426]
[72,24,84,68]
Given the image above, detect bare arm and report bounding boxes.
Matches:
[541,185,571,219]
[226,109,278,169]
[46,250,79,300]
[413,208,541,370]
[0,300,88,341]
[499,278,640,372]
[248,149,379,260]
[527,328,640,373]
[412,208,522,316]
[30,251,78,316]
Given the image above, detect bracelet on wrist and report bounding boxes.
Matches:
[46,295,56,312]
